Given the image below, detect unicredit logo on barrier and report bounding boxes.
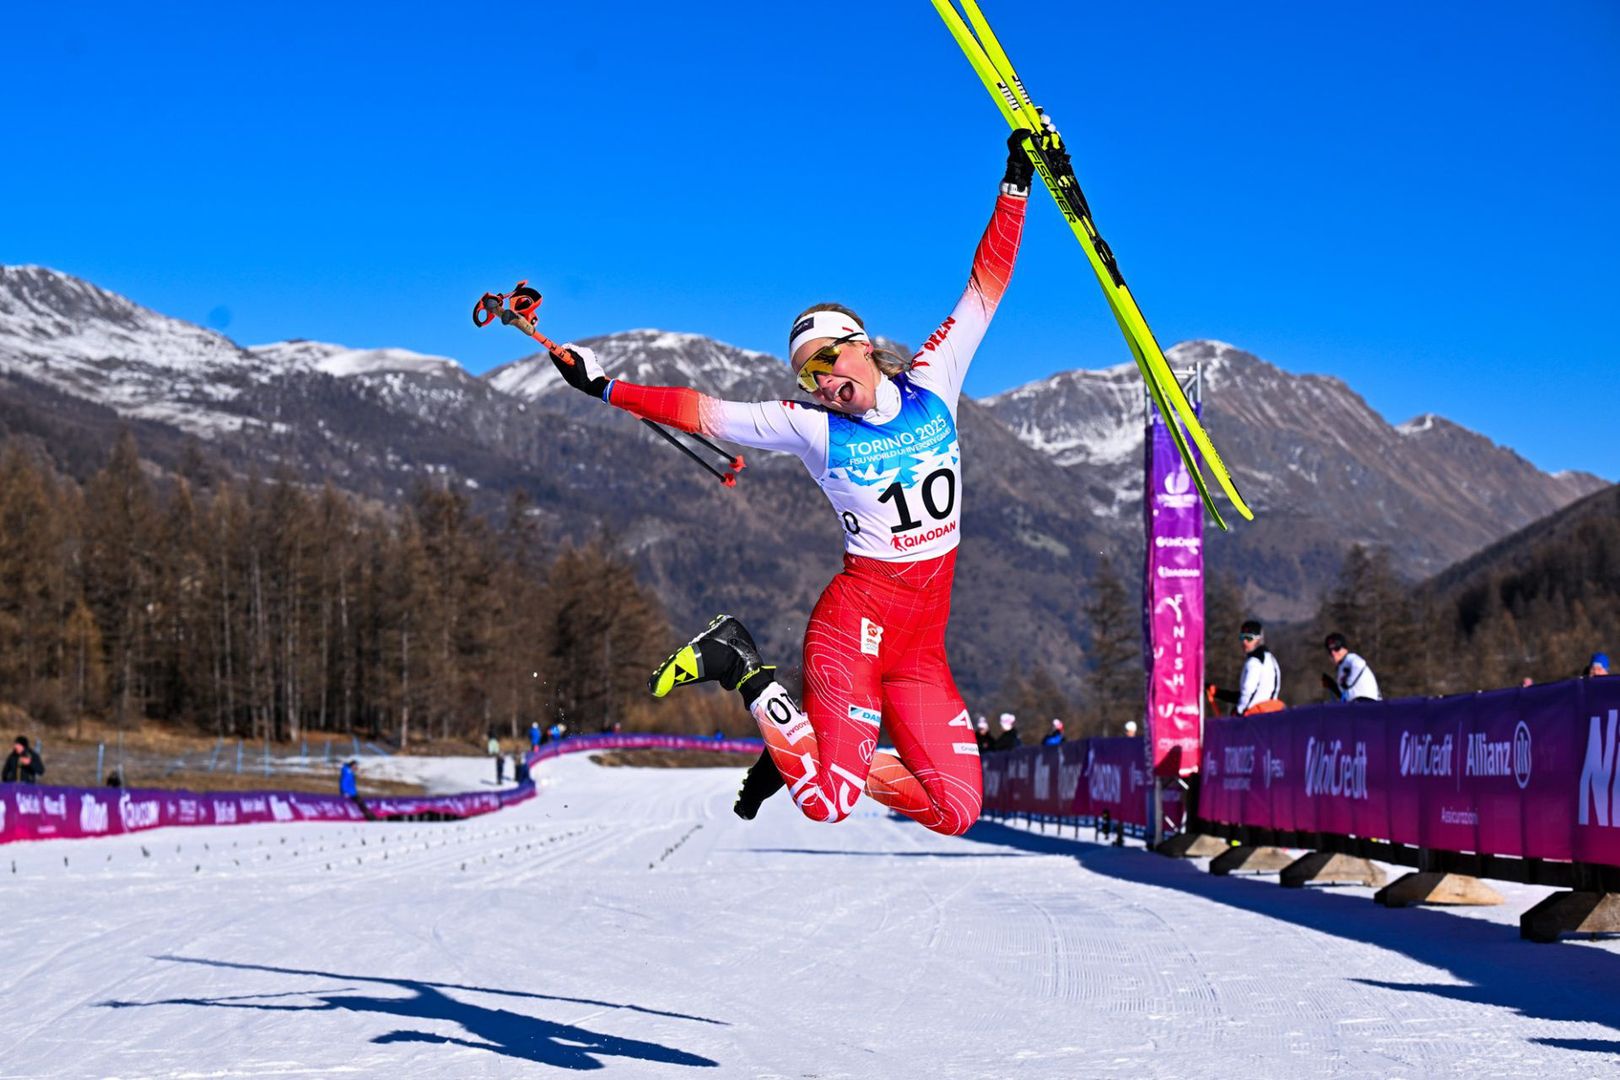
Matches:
[1304,738,1370,800]
[1399,731,1454,778]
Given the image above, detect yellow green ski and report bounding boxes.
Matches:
[930,0,1253,530]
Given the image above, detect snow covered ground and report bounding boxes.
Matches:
[3,754,1619,1079]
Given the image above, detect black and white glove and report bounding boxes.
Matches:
[551,343,610,400]
[1002,129,1034,194]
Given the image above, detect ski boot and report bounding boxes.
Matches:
[733,750,786,820]
[648,614,768,698]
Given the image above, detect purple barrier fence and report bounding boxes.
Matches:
[980,737,1181,830]
[528,733,763,763]
[1200,676,1620,868]
[0,732,764,845]
[0,781,537,846]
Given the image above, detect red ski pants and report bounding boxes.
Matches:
[748,549,982,835]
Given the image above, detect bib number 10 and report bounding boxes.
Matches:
[878,468,956,534]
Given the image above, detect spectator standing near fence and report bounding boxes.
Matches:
[3,736,44,783]
[1588,652,1611,677]
[990,713,1021,752]
[1209,619,1284,716]
[529,721,541,752]
[1322,632,1381,702]
[1042,719,1065,746]
[340,758,375,820]
[974,716,992,754]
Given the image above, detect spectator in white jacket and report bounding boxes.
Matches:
[1208,619,1284,715]
[1323,632,1381,702]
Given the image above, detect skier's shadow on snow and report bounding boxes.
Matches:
[957,821,1620,1054]
[99,955,722,1071]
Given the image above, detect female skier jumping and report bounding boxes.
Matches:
[549,134,1032,835]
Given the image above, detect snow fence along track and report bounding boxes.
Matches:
[0,734,762,846]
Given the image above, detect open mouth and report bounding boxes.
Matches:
[837,383,855,405]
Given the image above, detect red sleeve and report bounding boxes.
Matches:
[606,381,707,433]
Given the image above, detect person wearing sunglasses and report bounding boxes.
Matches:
[1205,619,1284,716]
[1321,631,1381,702]
[549,130,1035,833]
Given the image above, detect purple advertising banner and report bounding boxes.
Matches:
[978,737,1182,830]
[1199,676,1620,868]
[0,734,765,846]
[529,733,763,764]
[0,781,536,846]
[1144,408,1205,777]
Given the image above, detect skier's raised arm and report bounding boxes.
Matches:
[903,131,1031,410]
[548,345,828,468]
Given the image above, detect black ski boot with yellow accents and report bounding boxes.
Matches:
[649,614,769,699]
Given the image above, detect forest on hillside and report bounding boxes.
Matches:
[0,434,743,747]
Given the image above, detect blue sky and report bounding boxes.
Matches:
[4,1,1617,479]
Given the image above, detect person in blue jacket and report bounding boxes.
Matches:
[339,759,358,798]
[1042,719,1065,747]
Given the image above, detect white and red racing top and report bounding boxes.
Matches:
[601,190,1027,562]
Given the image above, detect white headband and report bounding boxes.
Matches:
[788,310,869,361]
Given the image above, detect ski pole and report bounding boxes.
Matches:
[474,283,744,486]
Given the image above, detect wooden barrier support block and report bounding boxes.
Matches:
[1279,851,1388,889]
[1154,833,1228,859]
[1209,845,1295,877]
[1374,871,1503,909]
[1520,891,1620,943]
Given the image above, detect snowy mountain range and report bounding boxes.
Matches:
[0,265,1605,695]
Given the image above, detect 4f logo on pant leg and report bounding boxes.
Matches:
[861,618,884,657]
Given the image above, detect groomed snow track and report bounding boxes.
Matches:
[3,754,1618,1078]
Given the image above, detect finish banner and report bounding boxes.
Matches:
[1200,676,1620,869]
[1144,407,1205,776]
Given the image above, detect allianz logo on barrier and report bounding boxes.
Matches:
[1578,709,1620,826]
[1304,738,1370,800]
[1466,723,1532,788]
[79,795,109,834]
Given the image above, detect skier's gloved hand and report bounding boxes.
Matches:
[551,343,611,401]
[1033,108,1075,184]
[1002,129,1034,195]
